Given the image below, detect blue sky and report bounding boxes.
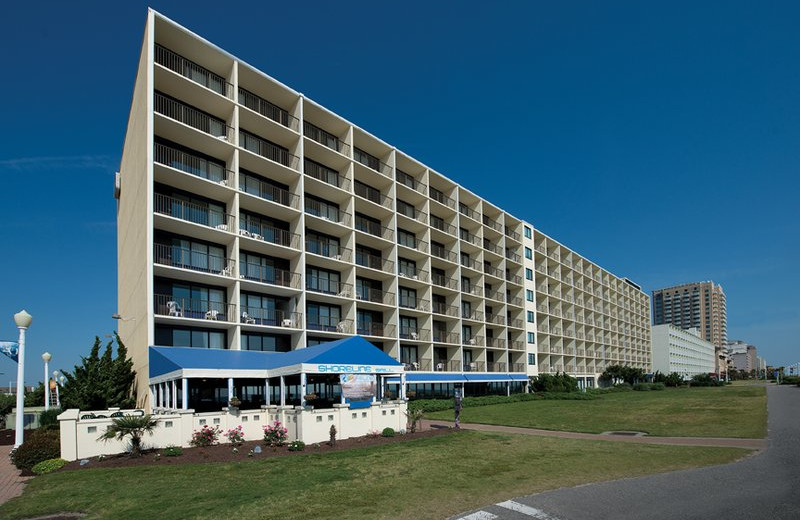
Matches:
[1,1,798,385]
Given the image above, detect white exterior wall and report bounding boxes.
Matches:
[650,324,715,378]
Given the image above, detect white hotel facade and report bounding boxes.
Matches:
[117,10,651,410]
[650,324,716,378]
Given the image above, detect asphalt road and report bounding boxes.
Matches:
[455,384,800,520]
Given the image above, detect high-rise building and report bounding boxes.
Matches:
[651,281,727,347]
[727,340,758,373]
[116,10,651,409]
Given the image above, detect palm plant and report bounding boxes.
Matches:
[99,415,158,457]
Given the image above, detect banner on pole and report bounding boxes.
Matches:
[0,341,19,363]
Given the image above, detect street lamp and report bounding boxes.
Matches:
[13,310,33,448]
[42,352,51,411]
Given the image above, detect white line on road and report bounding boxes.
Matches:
[459,512,498,520]
[496,500,561,519]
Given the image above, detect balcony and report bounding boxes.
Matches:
[240,263,300,289]
[506,273,523,285]
[431,244,458,263]
[433,361,463,372]
[357,322,396,338]
[154,243,235,277]
[463,361,486,372]
[304,121,350,155]
[240,130,299,170]
[507,296,524,307]
[461,257,482,272]
[509,341,525,351]
[154,294,235,322]
[482,215,503,233]
[488,337,507,349]
[354,182,392,208]
[155,45,232,98]
[355,218,394,241]
[306,277,353,298]
[433,330,460,344]
[486,313,505,325]
[432,302,459,317]
[396,170,427,195]
[508,318,524,329]
[155,92,232,140]
[458,204,480,222]
[486,361,507,372]
[356,253,394,273]
[307,317,354,334]
[304,159,349,190]
[509,363,526,372]
[483,240,504,256]
[398,267,428,282]
[239,172,299,209]
[305,199,351,227]
[429,187,456,209]
[460,230,481,247]
[399,298,430,312]
[356,287,395,306]
[505,250,522,263]
[239,87,299,130]
[462,335,484,346]
[485,289,505,302]
[403,360,431,371]
[354,147,391,177]
[241,308,302,328]
[432,273,458,290]
[154,193,235,231]
[462,310,484,321]
[154,142,232,185]
[505,227,521,242]
[306,240,352,262]
[463,285,484,298]
[430,218,457,236]
[397,205,427,224]
[399,328,430,341]
[239,220,300,249]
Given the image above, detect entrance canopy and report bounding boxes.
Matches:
[149,336,404,384]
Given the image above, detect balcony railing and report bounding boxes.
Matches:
[461,257,482,271]
[398,267,428,282]
[433,330,460,344]
[507,296,524,307]
[482,215,503,232]
[462,335,483,346]
[429,187,456,209]
[304,121,350,155]
[307,317,353,334]
[240,130,299,170]
[432,273,458,290]
[356,253,394,273]
[460,230,481,247]
[154,294,235,322]
[306,240,352,262]
[240,263,300,288]
[509,340,525,351]
[155,92,233,140]
[461,361,485,372]
[399,328,430,341]
[509,363,526,373]
[357,322,395,338]
[505,227,521,241]
[505,250,522,263]
[239,87,299,130]
[154,143,232,185]
[241,308,302,328]
[485,289,505,302]
[462,310,484,321]
[154,193,235,231]
[399,298,430,312]
[508,318,524,328]
[306,277,353,298]
[463,285,483,298]
[399,240,428,253]
[354,182,393,208]
[430,218,457,236]
[486,362,507,372]
[355,219,393,241]
[354,147,392,177]
[506,273,523,285]
[239,220,300,249]
[356,287,395,306]
[483,240,504,256]
[305,199,351,226]
[239,172,299,209]
[432,303,460,317]
[488,337,506,349]
[154,244,235,277]
[431,245,458,263]
[155,45,232,98]
[304,159,349,190]
[433,360,463,372]
[396,170,427,195]
[459,204,480,222]
[486,313,505,325]
[403,360,431,371]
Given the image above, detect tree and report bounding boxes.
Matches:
[529,372,579,393]
[99,415,157,457]
[60,333,136,410]
[24,382,45,407]
[600,365,647,386]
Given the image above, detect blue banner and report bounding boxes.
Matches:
[0,341,19,363]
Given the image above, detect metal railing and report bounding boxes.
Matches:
[509,341,525,351]
[402,360,431,371]
[486,313,505,325]
[505,249,522,263]
[353,147,392,177]
[154,143,232,185]
[505,227,521,241]
[462,335,483,346]
[399,239,428,253]
[431,244,458,263]
[482,215,504,232]
[396,170,427,194]
[154,294,235,322]
[508,318,524,329]
[398,267,428,282]
[432,360,462,372]
[510,363,526,372]
[306,277,353,298]
[463,361,486,372]
[506,273,523,285]
[432,303,459,317]
[399,298,430,312]
[306,317,353,334]
[239,172,299,209]
[356,287,395,306]
[488,337,506,349]
[354,182,392,208]
[155,92,233,140]
[462,310,484,321]
[429,187,456,209]
[240,308,302,328]
[432,273,458,290]
[483,240,504,256]
[305,240,352,262]
[461,257,482,271]
[304,159,349,190]
[399,328,430,341]
[239,219,300,249]
[507,296,524,307]
[487,362,507,372]
[154,193,235,231]
[433,330,460,344]
[357,322,395,338]
[463,285,484,298]
[485,289,505,302]
[239,87,299,130]
[154,244,235,277]
[459,204,480,222]
[356,253,394,273]
[240,130,299,170]
[304,121,350,155]
[240,263,300,288]
[305,198,351,226]
[355,217,393,240]
[460,230,481,247]
[155,45,232,98]
[430,218,457,236]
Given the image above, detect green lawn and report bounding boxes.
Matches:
[0,431,747,520]
[427,386,767,438]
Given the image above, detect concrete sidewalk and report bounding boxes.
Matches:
[423,419,767,450]
[0,445,31,506]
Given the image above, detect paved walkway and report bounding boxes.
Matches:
[0,445,31,506]
[453,384,800,520]
[423,420,767,449]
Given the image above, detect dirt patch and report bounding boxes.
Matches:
[61,427,455,471]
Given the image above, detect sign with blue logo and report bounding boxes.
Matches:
[0,341,19,363]
[340,374,376,409]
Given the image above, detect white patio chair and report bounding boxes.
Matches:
[205,309,220,320]
[242,312,256,324]
[167,301,183,317]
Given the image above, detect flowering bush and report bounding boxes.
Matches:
[225,425,245,446]
[263,421,288,447]
[190,425,220,447]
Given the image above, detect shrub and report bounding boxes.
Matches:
[11,429,61,470]
[651,382,666,391]
[329,425,337,447]
[163,445,183,457]
[529,372,579,393]
[190,425,221,447]
[632,383,651,391]
[405,408,424,433]
[665,372,685,387]
[263,421,288,447]
[99,415,158,457]
[38,408,62,431]
[225,425,245,446]
[690,373,723,387]
[381,427,395,437]
[31,458,68,475]
[288,440,305,451]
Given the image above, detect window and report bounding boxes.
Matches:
[528,353,536,365]
[432,294,447,315]
[155,233,226,274]
[306,266,341,295]
[355,212,382,236]
[354,147,381,171]
[527,332,535,344]
[525,268,533,280]
[240,251,290,286]
[155,326,226,349]
[462,325,473,342]
[527,311,534,323]
[397,199,416,219]
[306,303,341,331]
[355,245,382,269]
[461,276,471,294]
[398,258,417,278]
[526,289,534,302]
[357,310,383,336]
[398,229,417,249]
[399,316,418,339]
[399,287,417,309]
[461,300,472,319]
[396,169,417,190]
[240,169,289,205]
[306,230,340,257]
[400,344,419,364]
[306,194,340,222]
[155,278,226,320]
[354,180,382,204]
[356,278,382,302]
[241,292,289,325]
[525,247,532,260]
[524,226,532,239]
[242,333,290,352]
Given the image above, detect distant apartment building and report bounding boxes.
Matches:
[652,281,727,347]
[728,340,758,373]
[650,325,715,378]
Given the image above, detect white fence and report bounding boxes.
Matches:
[58,401,407,461]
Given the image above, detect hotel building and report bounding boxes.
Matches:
[652,281,727,347]
[116,10,651,410]
[650,324,716,378]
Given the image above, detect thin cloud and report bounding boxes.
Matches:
[0,155,115,172]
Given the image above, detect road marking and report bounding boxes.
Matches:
[496,500,561,519]
[459,512,498,520]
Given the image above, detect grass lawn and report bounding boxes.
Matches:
[0,431,747,520]
[427,386,767,438]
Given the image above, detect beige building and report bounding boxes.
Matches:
[727,340,758,373]
[652,281,727,347]
[116,10,651,408]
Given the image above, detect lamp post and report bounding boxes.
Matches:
[13,310,33,448]
[42,352,51,410]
